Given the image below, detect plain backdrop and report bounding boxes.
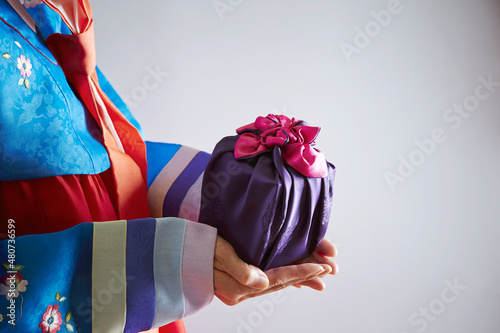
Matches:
[92,1,500,332]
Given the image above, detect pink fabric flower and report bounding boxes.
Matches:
[20,0,42,9]
[234,114,328,177]
[0,272,28,300]
[16,54,32,78]
[39,304,63,333]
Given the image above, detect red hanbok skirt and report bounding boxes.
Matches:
[0,169,186,333]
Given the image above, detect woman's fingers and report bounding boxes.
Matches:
[214,262,331,304]
[314,239,337,257]
[242,263,331,297]
[235,266,330,302]
[214,269,255,305]
[294,249,339,275]
[294,277,326,291]
[308,252,339,275]
[291,239,339,275]
[214,236,269,290]
[265,263,331,290]
[213,236,339,306]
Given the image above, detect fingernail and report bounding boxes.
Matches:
[319,265,332,277]
[321,264,332,272]
[331,263,339,275]
[252,271,269,289]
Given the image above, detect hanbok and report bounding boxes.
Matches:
[0,1,217,332]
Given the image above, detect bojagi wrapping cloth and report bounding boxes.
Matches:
[146,115,336,271]
[199,114,336,270]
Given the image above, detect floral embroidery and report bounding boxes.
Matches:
[39,304,62,333]
[2,41,33,89]
[21,0,43,9]
[38,293,75,332]
[1,9,112,180]
[0,263,27,326]
[17,54,33,78]
[0,272,28,301]
[20,0,44,28]
[0,262,74,331]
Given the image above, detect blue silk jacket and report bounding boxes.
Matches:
[0,2,219,332]
[0,0,143,180]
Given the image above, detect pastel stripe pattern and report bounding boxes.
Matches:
[178,171,204,222]
[152,218,187,327]
[145,141,182,187]
[92,221,128,333]
[70,223,94,333]
[0,217,217,332]
[78,218,218,331]
[147,146,200,218]
[162,151,211,218]
[182,221,217,316]
[124,218,157,333]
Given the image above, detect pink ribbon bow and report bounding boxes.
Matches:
[234,114,328,178]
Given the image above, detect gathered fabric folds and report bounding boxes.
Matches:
[199,135,336,270]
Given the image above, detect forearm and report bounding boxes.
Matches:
[0,217,217,332]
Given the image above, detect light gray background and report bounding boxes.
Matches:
[93,1,500,332]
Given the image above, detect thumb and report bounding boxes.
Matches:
[235,264,269,290]
[215,237,269,289]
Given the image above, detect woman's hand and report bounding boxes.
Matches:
[292,238,339,291]
[213,236,338,306]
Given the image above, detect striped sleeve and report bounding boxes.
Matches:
[0,217,217,333]
[145,141,211,221]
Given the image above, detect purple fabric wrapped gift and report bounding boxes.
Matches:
[198,114,335,270]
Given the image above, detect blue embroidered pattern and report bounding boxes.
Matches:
[0,32,109,180]
[1,40,33,89]
[0,1,141,180]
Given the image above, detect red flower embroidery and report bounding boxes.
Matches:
[0,272,28,300]
[39,304,63,333]
[20,0,43,9]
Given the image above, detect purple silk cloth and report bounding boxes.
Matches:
[234,114,328,178]
[199,135,335,270]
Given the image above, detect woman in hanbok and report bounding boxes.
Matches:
[0,0,337,332]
